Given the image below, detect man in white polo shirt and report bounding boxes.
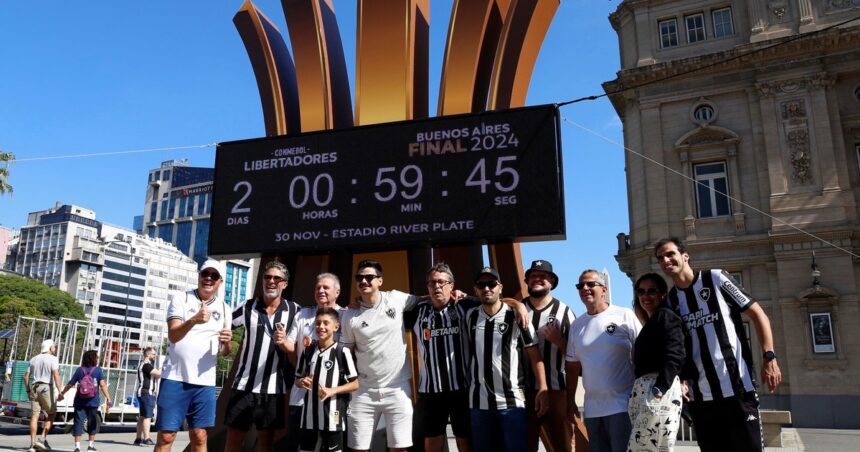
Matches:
[155,259,233,452]
[340,259,420,452]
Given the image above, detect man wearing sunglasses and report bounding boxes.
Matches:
[278,272,343,452]
[465,266,548,452]
[521,260,576,452]
[565,269,641,452]
[156,259,233,452]
[340,259,422,452]
[225,261,300,452]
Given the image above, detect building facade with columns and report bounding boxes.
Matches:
[605,0,860,428]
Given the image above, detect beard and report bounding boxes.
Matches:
[528,287,550,298]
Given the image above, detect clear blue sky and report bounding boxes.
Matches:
[0,0,630,313]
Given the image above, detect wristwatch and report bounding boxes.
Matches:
[651,386,663,399]
[763,351,776,362]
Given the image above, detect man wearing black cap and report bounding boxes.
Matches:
[465,267,548,452]
[522,260,576,452]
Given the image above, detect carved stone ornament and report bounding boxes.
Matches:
[679,127,735,146]
[826,0,860,12]
[769,1,788,18]
[756,74,835,97]
[781,100,806,119]
[787,128,812,184]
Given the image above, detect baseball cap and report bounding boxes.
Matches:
[41,339,55,353]
[199,259,225,277]
[474,266,501,282]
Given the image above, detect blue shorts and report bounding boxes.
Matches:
[155,379,215,431]
[73,406,100,436]
[137,394,156,418]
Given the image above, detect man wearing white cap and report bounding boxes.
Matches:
[23,339,63,452]
[155,259,233,452]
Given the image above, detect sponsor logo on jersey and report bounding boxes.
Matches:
[426,326,460,338]
[605,323,618,335]
[386,308,396,319]
[360,321,369,328]
[683,309,721,329]
[721,280,751,306]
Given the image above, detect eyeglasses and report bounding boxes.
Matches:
[263,275,286,283]
[427,280,452,287]
[474,280,500,290]
[354,274,380,283]
[635,287,661,296]
[200,270,221,280]
[575,281,603,290]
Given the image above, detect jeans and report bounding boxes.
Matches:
[584,411,632,452]
[470,408,527,452]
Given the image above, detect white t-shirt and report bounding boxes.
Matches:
[566,304,641,418]
[28,353,59,386]
[340,290,419,388]
[162,289,228,387]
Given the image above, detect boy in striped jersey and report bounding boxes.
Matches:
[466,267,548,452]
[521,260,576,452]
[295,308,358,452]
[655,238,781,452]
[224,261,300,452]
[279,272,344,452]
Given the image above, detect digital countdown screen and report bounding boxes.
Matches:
[209,104,565,256]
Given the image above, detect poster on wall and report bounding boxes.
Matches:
[810,312,835,353]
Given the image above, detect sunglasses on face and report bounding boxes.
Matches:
[263,275,285,283]
[474,280,500,290]
[636,287,661,296]
[575,281,603,290]
[200,270,221,280]
[354,274,380,283]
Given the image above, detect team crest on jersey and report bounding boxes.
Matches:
[386,308,396,319]
[423,328,431,341]
[699,288,711,301]
[325,360,334,370]
[498,323,509,334]
[361,321,369,328]
[605,323,618,335]
[546,314,556,324]
[213,310,222,321]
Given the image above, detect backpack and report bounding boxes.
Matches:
[78,367,97,399]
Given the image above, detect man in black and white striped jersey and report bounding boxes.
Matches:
[521,260,576,452]
[224,261,300,452]
[655,237,782,452]
[466,267,548,452]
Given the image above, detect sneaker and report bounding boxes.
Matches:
[133,438,142,446]
[32,440,46,451]
[74,448,80,452]
[41,439,51,451]
[87,446,98,452]
[28,447,36,452]
[142,438,155,446]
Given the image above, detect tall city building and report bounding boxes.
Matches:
[7,203,199,348]
[0,226,12,269]
[142,159,254,309]
[605,1,860,428]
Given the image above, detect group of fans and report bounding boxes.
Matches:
[24,235,782,452]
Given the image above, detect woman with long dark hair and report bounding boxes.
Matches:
[59,350,112,452]
[627,273,686,452]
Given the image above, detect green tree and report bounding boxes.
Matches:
[0,274,86,329]
[0,151,13,196]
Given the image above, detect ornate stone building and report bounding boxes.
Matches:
[605,0,860,428]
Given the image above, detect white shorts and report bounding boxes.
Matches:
[347,380,413,449]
